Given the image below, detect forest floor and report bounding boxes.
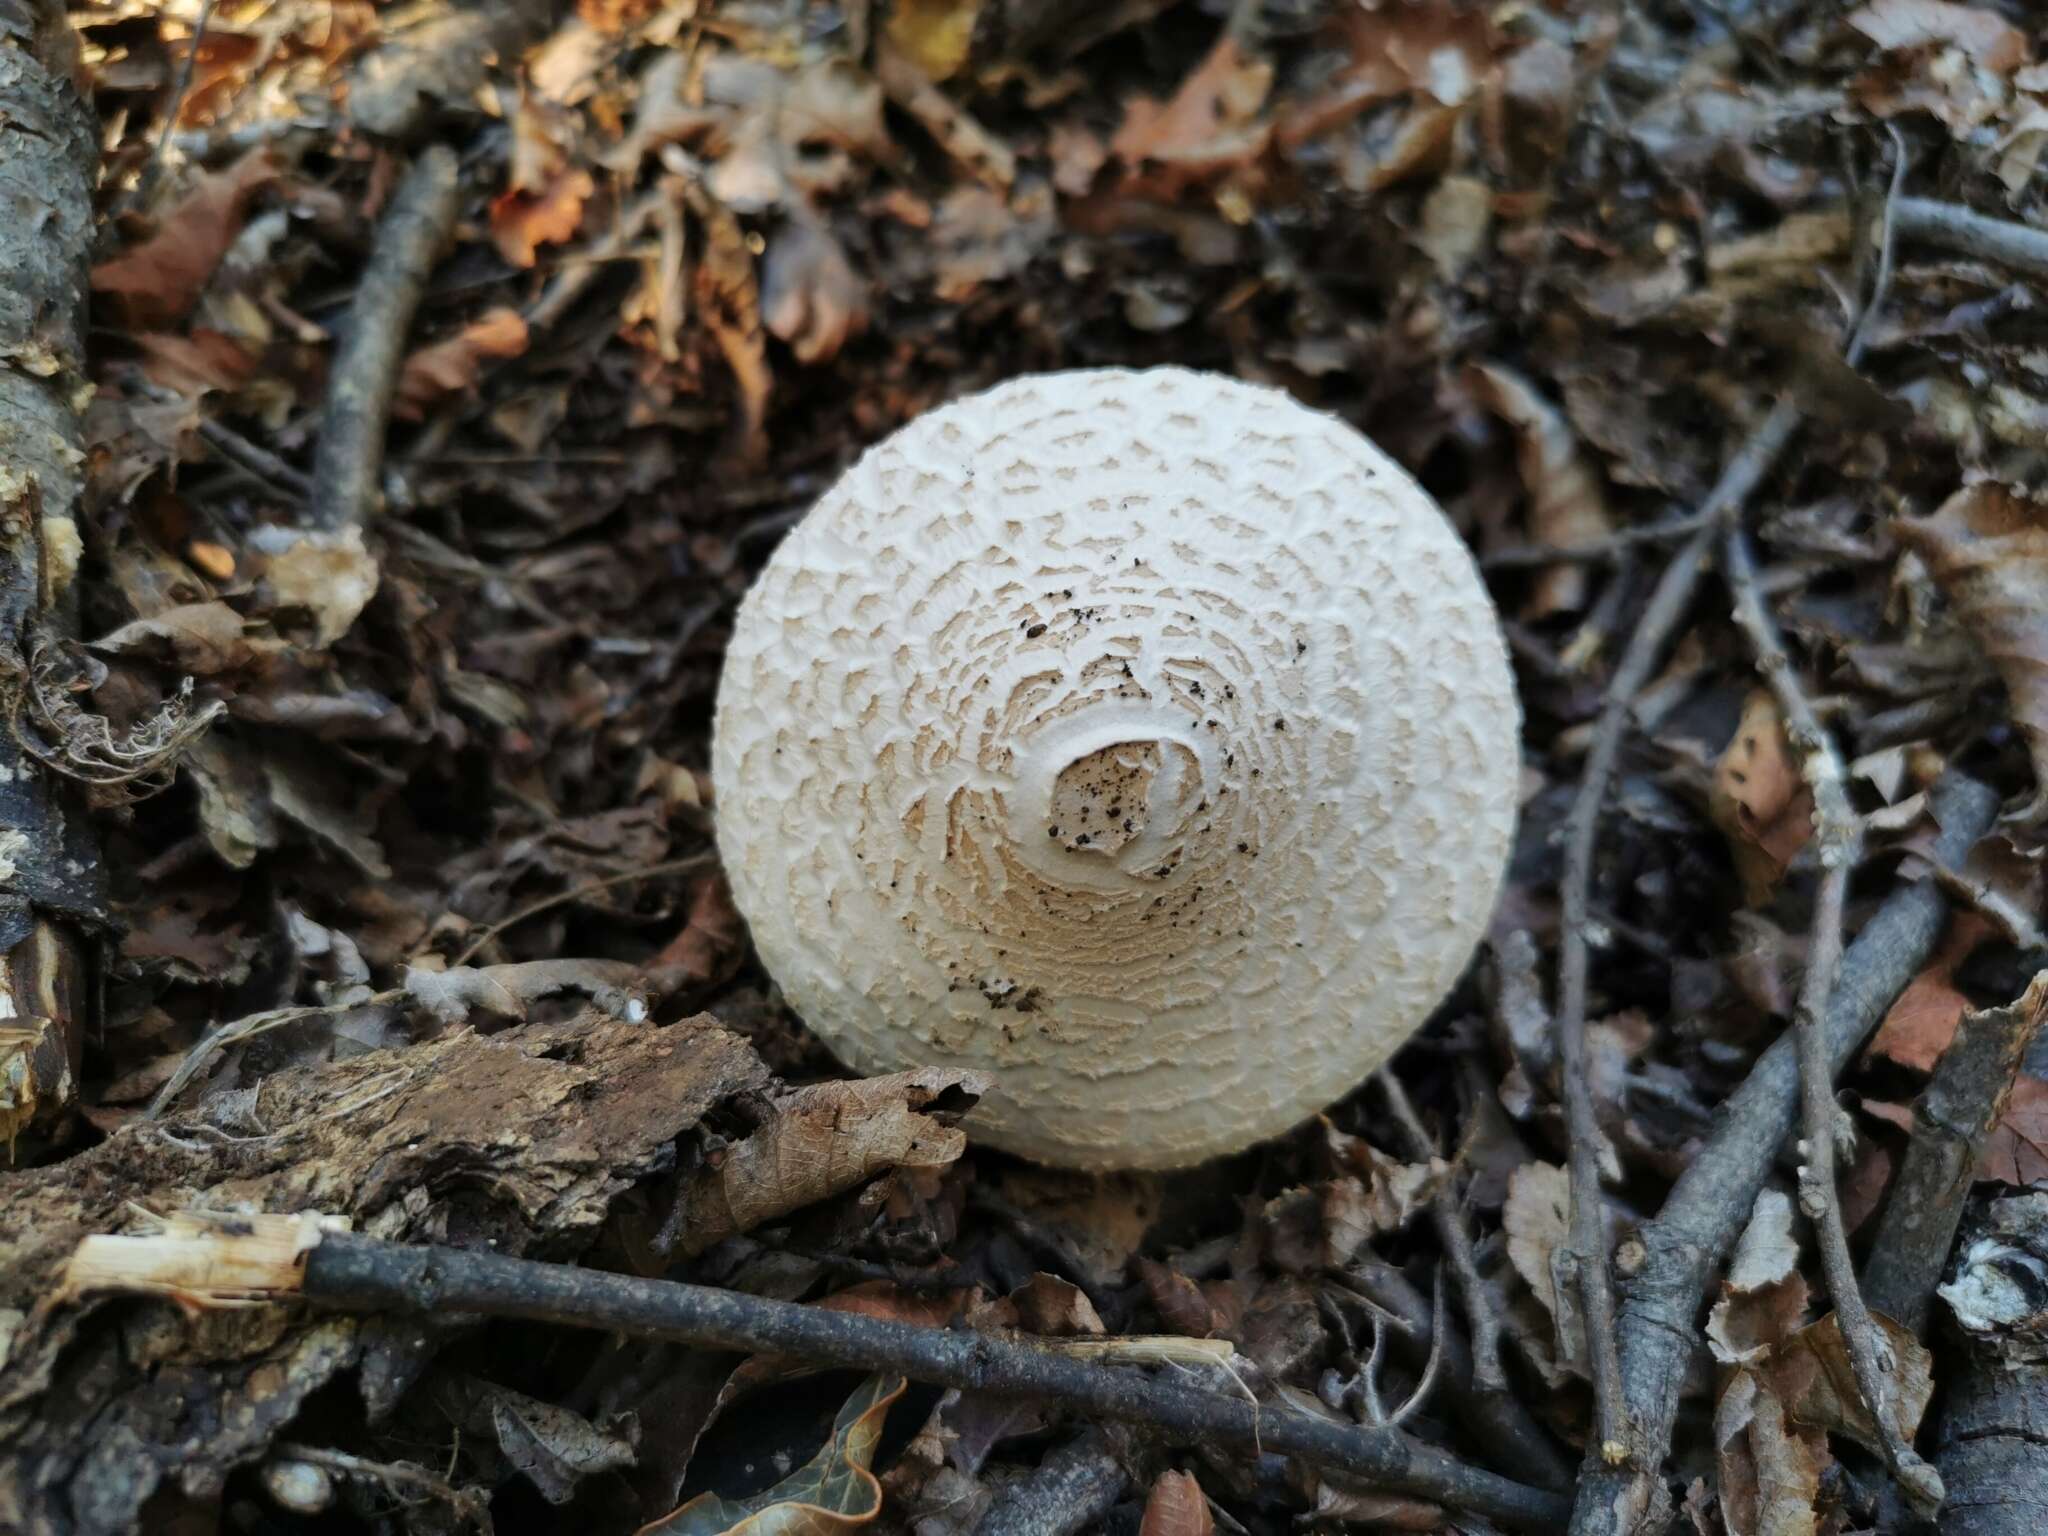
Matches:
[7,1,2048,1534]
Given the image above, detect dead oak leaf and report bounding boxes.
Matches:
[1711,690,1814,905]
[394,308,530,420]
[1466,362,1615,619]
[92,151,283,327]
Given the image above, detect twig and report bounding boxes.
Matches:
[126,0,215,217]
[1340,1259,1575,1491]
[1894,196,2048,280]
[1552,395,1803,1464]
[1374,1070,1508,1396]
[307,145,461,530]
[1481,513,1711,570]
[271,1441,488,1525]
[446,853,715,968]
[198,418,313,501]
[277,1232,1573,1532]
[1863,973,2048,1334]
[1566,771,2000,1536]
[973,1430,1132,1536]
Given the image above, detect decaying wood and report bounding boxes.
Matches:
[0,0,109,1152]
[0,1012,768,1536]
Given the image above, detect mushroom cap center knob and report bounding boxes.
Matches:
[1049,741,1160,856]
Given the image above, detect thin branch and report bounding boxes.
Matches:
[1563,771,1999,1536]
[1553,395,1804,1464]
[1863,974,2047,1334]
[125,0,216,217]
[307,145,461,530]
[1894,195,2048,280]
[1482,512,1711,570]
[284,1233,1573,1533]
[1374,1069,1508,1396]
[198,418,313,501]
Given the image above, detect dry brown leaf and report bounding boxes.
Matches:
[1010,1274,1105,1337]
[130,330,262,396]
[1707,1191,1810,1368]
[394,308,531,421]
[1715,1367,1825,1536]
[249,525,380,648]
[1711,690,1814,905]
[92,151,282,327]
[884,0,981,82]
[763,218,869,366]
[646,875,746,990]
[491,168,596,269]
[1895,486,2048,821]
[1141,1471,1214,1536]
[92,601,260,675]
[677,1067,988,1255]
[1982,1074,2048,1186]
[1782,1311,1936,1451]
[1466,363,1615,617]
[1847,0,2029,73]
[1503,1160,1586,1375]
[1866,912,1994,1072]
[1112,36,1273,191]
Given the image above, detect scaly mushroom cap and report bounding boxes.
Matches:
[713,368,1519,1169]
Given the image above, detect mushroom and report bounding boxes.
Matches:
[713,367,1519,1170]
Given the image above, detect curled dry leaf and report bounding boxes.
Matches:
[1711,690,1814,905]
[1140,1470,1214,1536]
[1503,1159,1586,1376]
[639,1374,906,1536]
[645,874,747,990]
[1780,1311,1935,1453]
[1466,363,1616,618]
[1715,1366,1825,1536]
[395,307,531,420]
[1894,484,2048,822]
[92,151,282,327]
[676,1067,989,1255]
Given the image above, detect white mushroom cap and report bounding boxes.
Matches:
[713,367,1519,1170]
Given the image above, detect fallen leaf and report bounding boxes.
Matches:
[249,525,380,647]
[1781,1311,1936,1452]
[640,1375,905,1536]
[1112,36,1273,192]
[130,330,262,396]
[677,1068,989,1255]
[491,168,596,268]
[473,1379,638,1504]
[1141,1471,1214,1536]
[92,601,259,675]
[1895,489,2048,821]
[1503,1160,1586,1374]
[645,875,746,989]
[1707,1190,1810,1368]
[1715,1366,1825,1536]
[884,0,981,82]
[1710,690,1814,904]
[394,307,531,420]
[1467,363,1615,617]
[1867,912,1994,1071]
[1847,0,2029,73]
[92,151,282,327]
[1982,1075,2048,1186]
[763,218,869,366]
[1010,1274,1105,1337]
